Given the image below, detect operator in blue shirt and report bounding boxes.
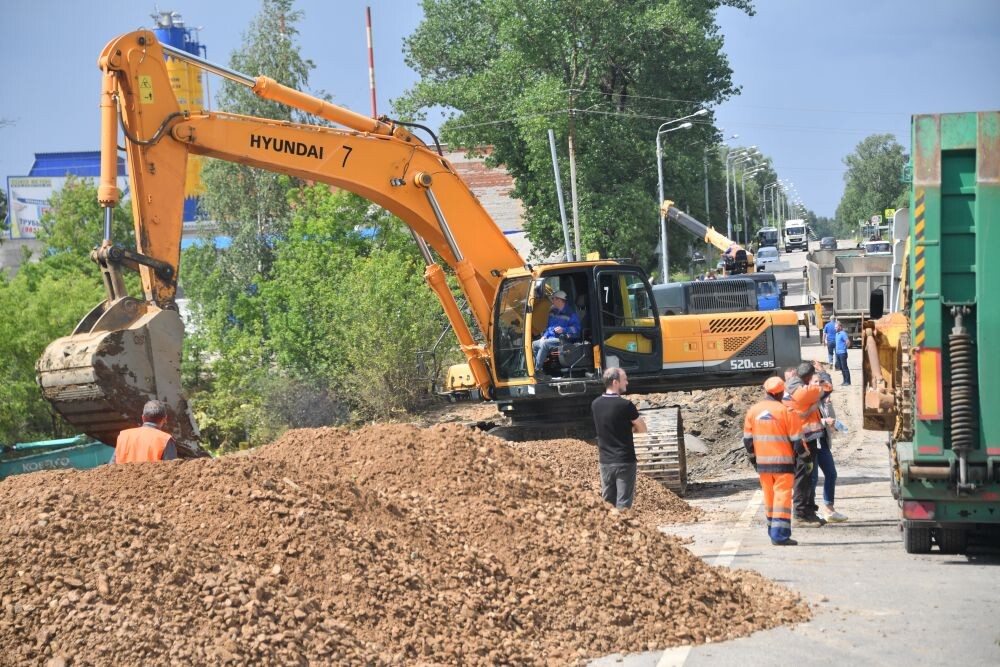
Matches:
[532,290,581,378]
[822,317,838,365]
[834,321,851,385]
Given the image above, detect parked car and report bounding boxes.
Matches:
[819,236,837,250]
[755,246,780,272]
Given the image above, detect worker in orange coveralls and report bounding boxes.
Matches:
[744,377,803,546]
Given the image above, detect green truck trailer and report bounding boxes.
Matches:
[862,111,1000,554]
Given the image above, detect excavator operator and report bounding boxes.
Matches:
[532,290,581,377]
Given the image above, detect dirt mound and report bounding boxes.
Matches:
[647,387,761,480]
[0,423,807,665]
[508,437,703,525]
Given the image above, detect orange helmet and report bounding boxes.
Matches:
[764,376,785,395]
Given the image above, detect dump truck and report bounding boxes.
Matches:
[862,110,1000,554]
[805,249,888,331]
[831,254,892,340]
[35,31,803,494]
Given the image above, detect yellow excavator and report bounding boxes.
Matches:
[37,31,802,491]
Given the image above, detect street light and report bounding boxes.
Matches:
[762,181,779,226]
[725,146,754,239]
[655,110,705,283]
[703,133,737,225]
[742,167,765,244]
[731,155,757,239]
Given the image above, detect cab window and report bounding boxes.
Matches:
[599,271,655,327]
[757,280,778,298]
[493,277,531,380]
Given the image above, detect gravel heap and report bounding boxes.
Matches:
[508,437,703,525]
[0,423,808,665]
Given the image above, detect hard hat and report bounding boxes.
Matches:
[551,290,568,300]
[764,376,785,395]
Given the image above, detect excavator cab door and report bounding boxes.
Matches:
[595,269,662,375]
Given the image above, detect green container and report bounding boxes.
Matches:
[0,436,113,480]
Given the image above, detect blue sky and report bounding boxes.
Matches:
[1,1,998,218]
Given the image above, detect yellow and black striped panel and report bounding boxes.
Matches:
[913,189,926,346]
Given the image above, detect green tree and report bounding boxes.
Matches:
[261,187,445,420]
[0,178,133,443]
[836,134,908,233]
[36,175,135,254]
[397,0,753,272]
[181,185,448,450]
[1,188,7,238]
[198,0,319,285]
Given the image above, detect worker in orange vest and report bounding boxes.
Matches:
[111,400,178,464]
[783,361,833,526]
[744,376,803,546]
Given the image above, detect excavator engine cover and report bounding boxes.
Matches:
[37,297,205,458]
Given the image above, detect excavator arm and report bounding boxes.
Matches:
[37,31,525,454]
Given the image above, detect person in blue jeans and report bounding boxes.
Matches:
[822,317,838,364]
[835,321,851,385]
[811,394,848,522]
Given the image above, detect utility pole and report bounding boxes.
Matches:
[567,108,581,261]
[703,152,710,224]
[547,129,572,261]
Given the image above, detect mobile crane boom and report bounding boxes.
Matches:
[660,200,755,274]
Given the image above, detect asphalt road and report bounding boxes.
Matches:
[593,243,1000,667]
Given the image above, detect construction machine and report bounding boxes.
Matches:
[659,202,754,275]
[36,31,802,492]
[862,111,1000,553]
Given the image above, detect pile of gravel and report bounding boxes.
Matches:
[0,423,808,665]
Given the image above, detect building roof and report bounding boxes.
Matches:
[26,151,127,178]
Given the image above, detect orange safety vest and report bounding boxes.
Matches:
[114,425,174,463]
[743,399,802,474]
[783,382,830,443]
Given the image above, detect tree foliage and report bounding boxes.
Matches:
[36,175,135,254]
[198,0,318,285]
[836,134,908,234]
[1,188,7,237]
[397,0,753,273]
[0,178,133,443]
[181,186,449,451]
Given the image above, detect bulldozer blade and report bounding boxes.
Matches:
[37,296,206,458]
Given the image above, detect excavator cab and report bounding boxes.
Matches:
[493,264,664,388]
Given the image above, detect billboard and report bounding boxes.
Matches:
[5,175,130,239]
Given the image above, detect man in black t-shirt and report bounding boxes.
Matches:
[591,368,647,509]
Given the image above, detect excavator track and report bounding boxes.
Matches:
[633,405,687,495]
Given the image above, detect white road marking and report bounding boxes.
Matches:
[656,646,692,667]
[656,488,764,667]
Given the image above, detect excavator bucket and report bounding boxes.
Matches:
[36,296,206,458]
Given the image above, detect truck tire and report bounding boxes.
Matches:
[938,528,968,554]
[903,524,932,554]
